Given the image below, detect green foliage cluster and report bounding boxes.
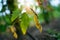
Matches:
[11,9,30,34]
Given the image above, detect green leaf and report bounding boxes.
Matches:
[11,9,21,22]
[20,13,30,35]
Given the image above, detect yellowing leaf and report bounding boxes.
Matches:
[13,32,18,39]
[10,26,18,39]
[34,15,42,32]
[10,26,15,33]
[25,8,42,32]
[20,13,30,35]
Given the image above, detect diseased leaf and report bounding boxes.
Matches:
[20,13,30,35]
[11,9,21,22]
[34,14,42,32]
[25,8,42,32]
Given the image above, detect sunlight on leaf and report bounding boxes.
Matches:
[25,7,34,15]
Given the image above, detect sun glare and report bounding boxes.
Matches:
[17,0,36,13]
[18,0,35,8]
[50,0,60,7]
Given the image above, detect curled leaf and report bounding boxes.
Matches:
[34,15,42,32]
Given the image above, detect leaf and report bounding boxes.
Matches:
[10,26,18,39]
[34,15,42,32]
[25,8,42,32]
[10,26,15,33]
[13,32,18,39]
[20,13,30,35]
[11,9,21,22]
